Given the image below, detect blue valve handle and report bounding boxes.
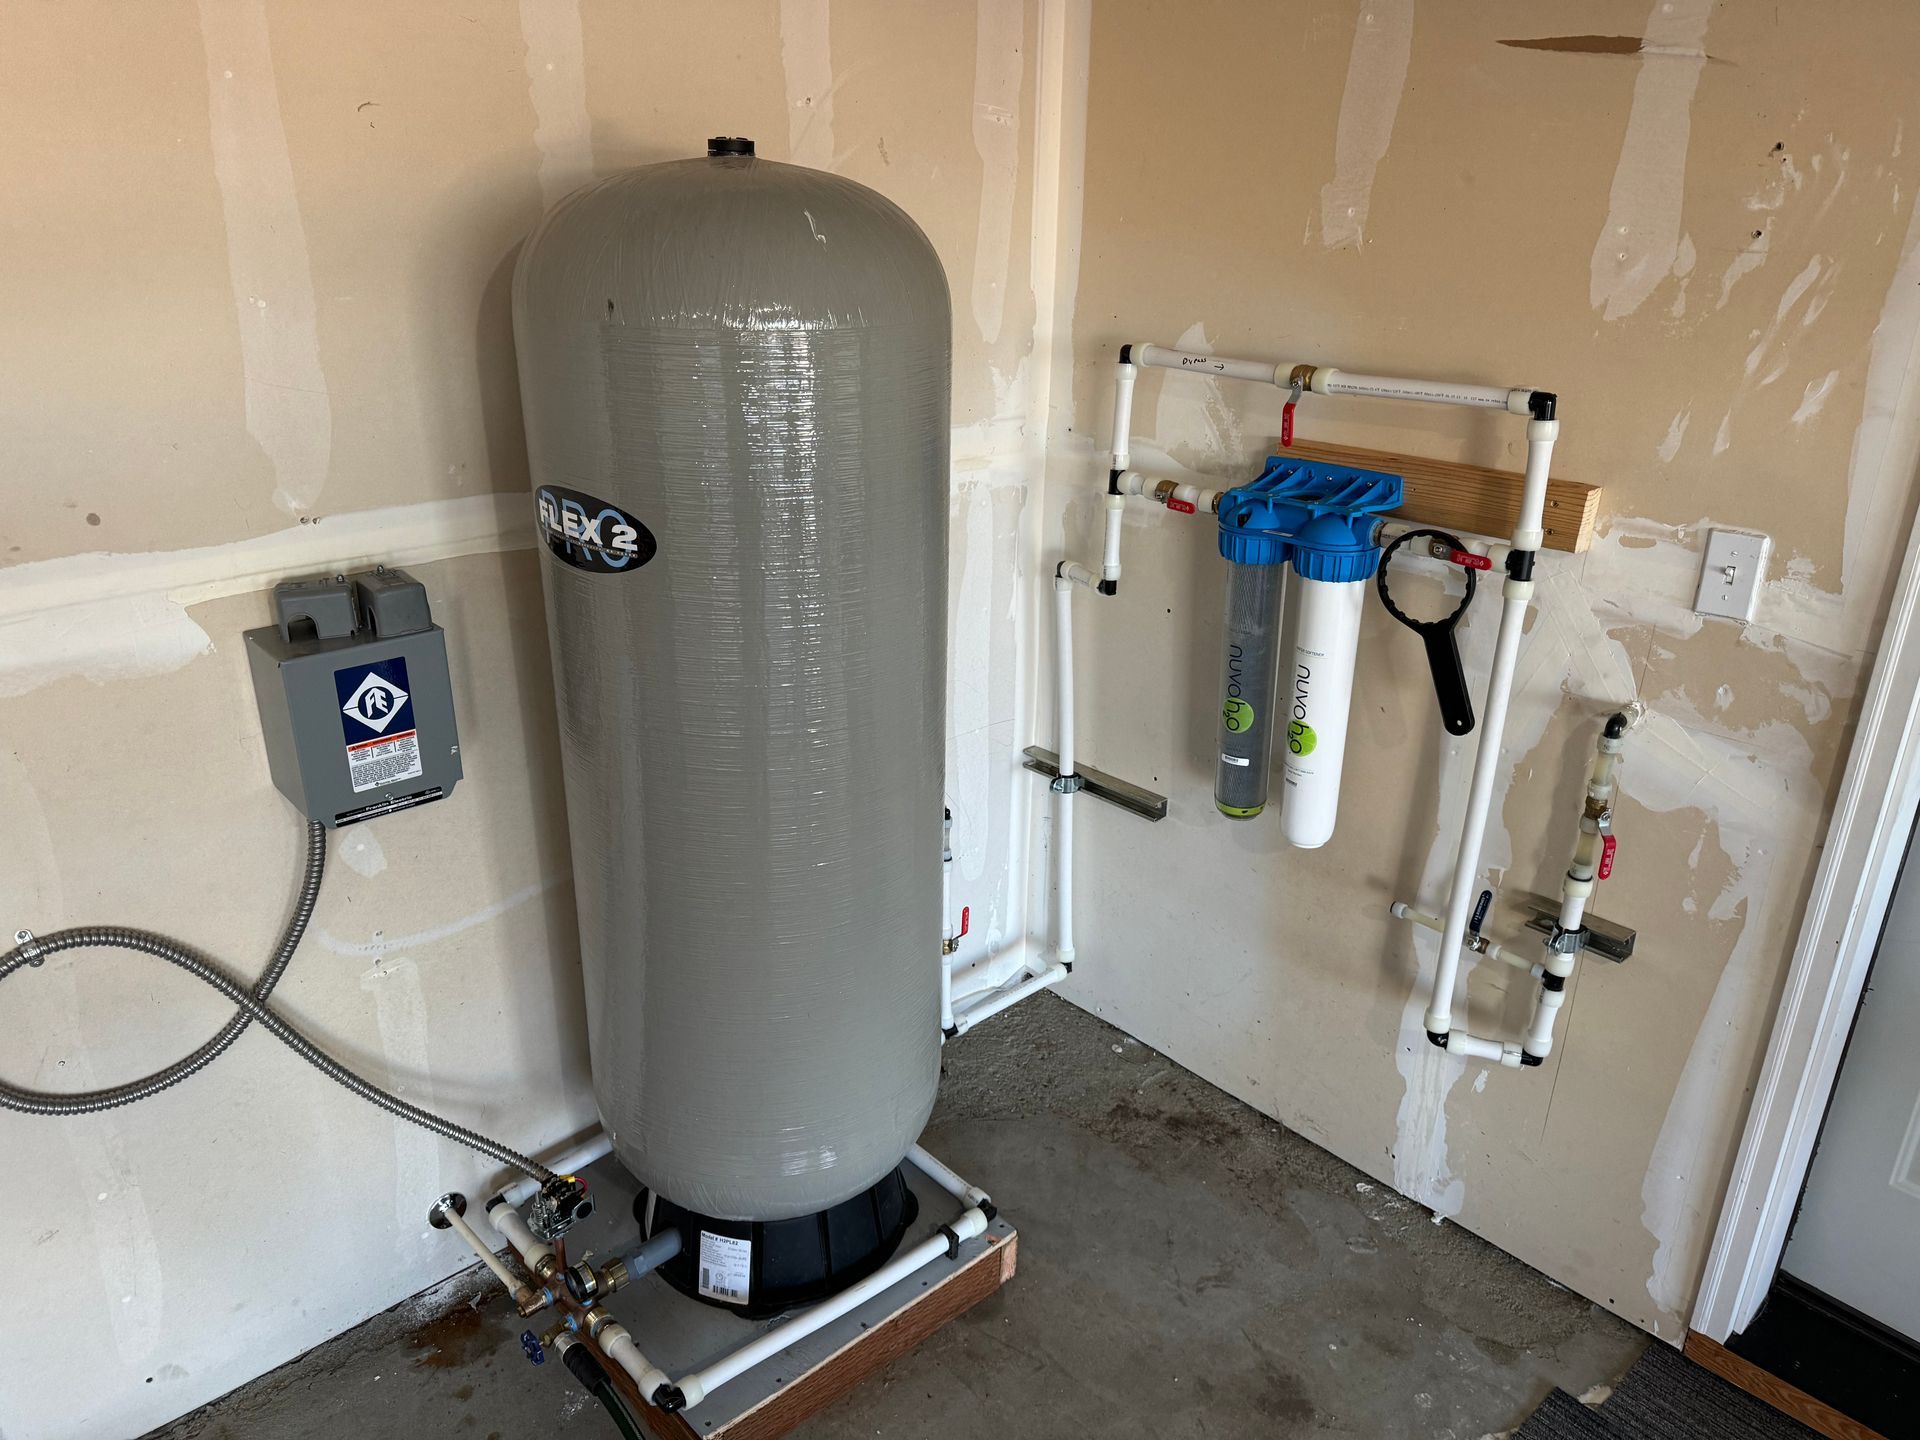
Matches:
[521,1329,546,1366]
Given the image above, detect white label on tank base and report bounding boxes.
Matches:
[698,1231,752,1303]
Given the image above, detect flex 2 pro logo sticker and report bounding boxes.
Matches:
[535,486,657,574]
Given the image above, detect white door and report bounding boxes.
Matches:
[1781,837,1920,1339]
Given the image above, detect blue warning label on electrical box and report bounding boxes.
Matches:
[334,657,424,794]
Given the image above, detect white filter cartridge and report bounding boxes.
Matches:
[1279,574,1364,848]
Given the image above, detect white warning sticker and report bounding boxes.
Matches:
[336,658,425,795]
[697,1231,752,1304]
[346,730,424,794]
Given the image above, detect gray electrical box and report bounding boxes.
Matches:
[245,567,462,827]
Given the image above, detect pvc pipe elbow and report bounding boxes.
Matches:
[603,1327,676,1405]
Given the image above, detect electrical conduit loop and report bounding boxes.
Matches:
[0,817,550,1180]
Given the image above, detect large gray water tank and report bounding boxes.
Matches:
[514,141,949,1223]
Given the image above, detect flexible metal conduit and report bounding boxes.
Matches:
[0,818,550,1181]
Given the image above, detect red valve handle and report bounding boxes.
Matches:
[1281,401,1296,447]
[1167,496,1197,515]
[959,905,970,938]
[1598,834,1617,880]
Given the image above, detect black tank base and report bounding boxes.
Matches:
[636,1165,919,1319]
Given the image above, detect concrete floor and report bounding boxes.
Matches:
[148,995,1646,1440]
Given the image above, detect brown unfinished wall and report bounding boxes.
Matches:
[0,4,1046,1436]
[1051,0,1920,1343]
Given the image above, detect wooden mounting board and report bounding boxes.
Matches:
[1282,438,1601,553]
[1684,1331,1889,1440]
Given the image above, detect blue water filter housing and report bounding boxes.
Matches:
[1214,459,1404,845]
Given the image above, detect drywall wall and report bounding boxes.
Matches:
[1044,0,1920,1343]
[0,3,1048,1435]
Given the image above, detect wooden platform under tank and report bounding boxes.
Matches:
[559,1160,1017,1440]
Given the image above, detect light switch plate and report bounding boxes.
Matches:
[1694,528,1771,623]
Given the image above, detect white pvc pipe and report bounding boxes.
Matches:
[1512,417,1560,553]
[439,1202,525,1300]
[601,1322,675,1404]
[1053,574,1077,968]
[1101,493,1125,584]
[1373,519,1509,567]
[1447,1031,1523,1066]
[1521,725,1624,1060]
[944,569,1083,1039]
[1425,420,1558,1037]
[1133,343,1283,385]
[672,1205,992,1410]
[1056,789,1076,964]
[951,962,1069,1035]
[940,814,955,1032]
[1308,368,1525,413]
[488,1201,552,1275]
[1054,574,1076,778]
[1523,986,1565,1057]
[907,1144,993,1211]
[1390,901,1541,977]
[1132,344,1537,415]
[946,942,1037,1003]
[1109,358,1138,471]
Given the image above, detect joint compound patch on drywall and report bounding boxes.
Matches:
[361,956,442,1243]
[1392,535,1840,1328]
[0,494,531,698]
[1393,550,1531,1219]
[197,0,332,516]
[1707,254,1826,459]
[969,0,1026,346]
[1157,323,1247,469]
[518,0,595,209]
[339,828,388,879]
[1589,0,1712,320]
[36,963,167,1368]
[1317,0,1415,251]
[779,0,835,170]
[317,876,561,959]
[1791,369,1842,428]
[946,351,1039,980]
[1841,194,1920,606]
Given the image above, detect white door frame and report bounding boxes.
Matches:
[1691,498,1920,1342]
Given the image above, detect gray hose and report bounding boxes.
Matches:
[0,819,550,1181]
